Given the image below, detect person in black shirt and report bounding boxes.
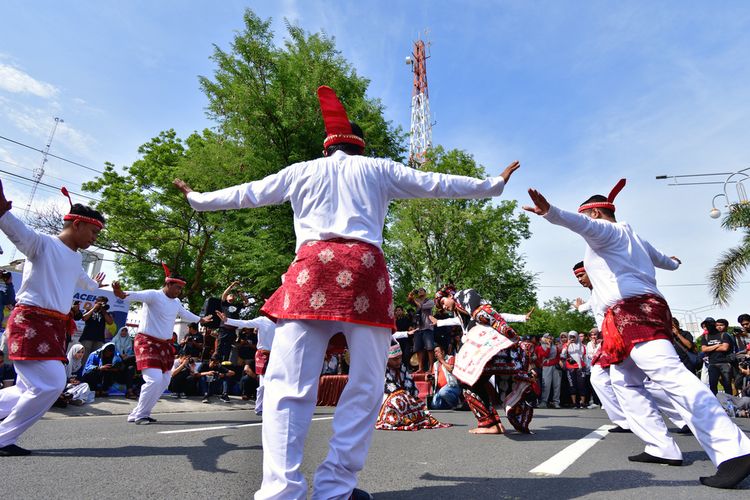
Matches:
[216,281,250,361]
[671,318,698,373]
[183,323,204,358]
[702,317,734,395]
[199,354,236,403]
[79,296,114,359]
[394,305,414,371]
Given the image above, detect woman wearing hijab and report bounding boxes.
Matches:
[63,344,94,405]
[111,327,138,399]
[81,342,123,397]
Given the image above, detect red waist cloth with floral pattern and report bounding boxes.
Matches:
[595,293,673,366]
[5,304,76,361]
[260,238,395,330]
[134,333,175,372]
[255,349,270,376]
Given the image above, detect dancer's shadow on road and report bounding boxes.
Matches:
[37,435,259,473]
[374,470,722,499]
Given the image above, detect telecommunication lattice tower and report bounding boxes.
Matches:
[406,36,432,167]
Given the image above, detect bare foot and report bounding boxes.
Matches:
[469,424,504,434]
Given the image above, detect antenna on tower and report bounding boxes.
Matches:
[405,30,433,168]
[23,116,63,218]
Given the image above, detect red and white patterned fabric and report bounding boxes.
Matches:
[598,293,673,365]
[261,238,395,330]
[134,333,175,372]
[255,349,270,376]
[5,304,76,361]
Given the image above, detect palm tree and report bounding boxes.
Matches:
[709,202,750,305]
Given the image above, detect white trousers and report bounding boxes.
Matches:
[255,374,265,415]
[255,320,390,500]
[0,360,66,447]
[590,364,687,430]
[610,339,750,465]
[128,368,171,421]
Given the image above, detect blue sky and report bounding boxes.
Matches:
[2,1,750,330]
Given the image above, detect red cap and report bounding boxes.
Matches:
[578,179,626,214]
[317,86,365,150]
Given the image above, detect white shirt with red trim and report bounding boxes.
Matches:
[125,289,200,340]
[186,150,506,252]
[544,205,679,309]
[0,211,98,314]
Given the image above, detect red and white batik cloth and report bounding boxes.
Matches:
[453,325,516,386]
[5,305,76,361]
[261,238,395,330]
[375,389,451,431]
[255,349,270,376]
[134,333,175,372]
[600,293,673,365]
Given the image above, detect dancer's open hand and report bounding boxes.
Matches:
[670,256,682,265]
[500,161,521,183]
[0,179,12,215]
[173,178,193,196]
[111,280,127,299]
[522,189,550,216]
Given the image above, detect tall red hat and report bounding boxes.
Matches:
[60,186,104,229]
[578,179,626,214]
[317,86,365,150]
[162,262,186,286]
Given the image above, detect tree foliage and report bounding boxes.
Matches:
[514,297,596,336]
[384,146,536,313]
[710,202,750,306]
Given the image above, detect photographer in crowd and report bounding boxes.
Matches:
[81,343,124,397]
[170,354,201,398]
[200,354,236,403]
[79,296,114,359]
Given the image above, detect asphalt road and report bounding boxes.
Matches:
[3,398,750,499]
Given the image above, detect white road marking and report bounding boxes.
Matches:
[158,416,334,435]
[529,424,614,476]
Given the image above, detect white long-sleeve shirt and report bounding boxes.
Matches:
[544,206,679,308]
[577,294,606,330]
[186,151,506,251]
[125,289,200,340]
[436,312,526,332]
[225,316,276,351]
[0,211,98,314]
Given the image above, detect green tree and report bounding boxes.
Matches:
[710,202,750,306]
[384,146,536,312]
[514,297,596,336]
[80,9,405,308]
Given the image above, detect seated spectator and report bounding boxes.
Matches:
[240,359,259,401]
[428,345,462,410]
[63,343,94,405]
[199,354,236,403]
[111,327,138,399]
[322,352,340,375]
[81,343,125,397]
[0,350,16,388]
[717,361,750,417]
[375,343,450,431]
[169,354,201,398]
[182,322,204,357]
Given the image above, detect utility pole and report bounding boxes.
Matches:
[405,33,433,167]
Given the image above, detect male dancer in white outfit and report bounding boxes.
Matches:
[525,180,750,488]
[216,310,276,415]
[174,85,521,500]
[112,266,210,424]
[572,261,690,435]
[0,183,105,455]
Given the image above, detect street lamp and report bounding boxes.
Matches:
[656,168,750,219]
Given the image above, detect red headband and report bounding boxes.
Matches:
[162,263,186,286]
[578,178,626,213]
[573,267,586,276]
[61,187,104,229]
[318,86,366,149]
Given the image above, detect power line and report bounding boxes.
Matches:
[538,281,750,289]
[0,134,104,174]
[0,157,85,188]
[0,168,99,201]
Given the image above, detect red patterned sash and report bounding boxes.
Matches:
[134,333,175,372]
[255,349,270,376]
[261,239,395,330]
[6,304,75,361]
[601,294,673,365]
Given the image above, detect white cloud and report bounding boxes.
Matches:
[0,63,58,99]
